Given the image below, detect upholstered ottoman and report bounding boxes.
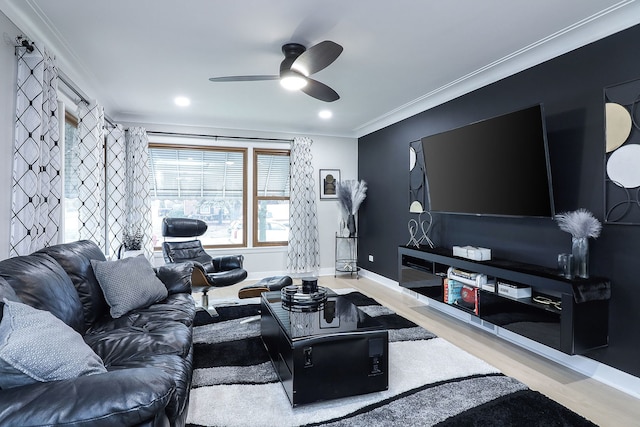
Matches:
[238,276,292,299]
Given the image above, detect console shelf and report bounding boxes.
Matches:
[398,245,610,355]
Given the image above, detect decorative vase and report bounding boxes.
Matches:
[122,249,144,259]
[347,214,357,237]
[571,236,589,278]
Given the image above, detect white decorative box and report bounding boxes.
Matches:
[497,281,532,299]
[481,282,496,292]
[452,245,492,261]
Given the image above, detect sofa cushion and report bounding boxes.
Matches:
[154,262,194,295]
[85,321,192,366]
[108,352,193,422]
[88,294,196,334]
[36,240,110,330]
[0,253,85,333]
[0,300,106,389]
[91,256,168,318]
[0,367,174,426]
[132,293,197,327]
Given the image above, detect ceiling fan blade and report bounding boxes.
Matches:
[300,78,339,102]
[291,40,343,76]
[209,75,279,82]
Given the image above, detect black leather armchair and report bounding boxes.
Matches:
[161,218,247,315]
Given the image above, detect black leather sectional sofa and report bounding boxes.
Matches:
[0,240,196,426]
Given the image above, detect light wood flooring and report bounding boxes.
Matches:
[207,275,640,427]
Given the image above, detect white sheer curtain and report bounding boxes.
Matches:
[105,124,126,257]
[76,102,106,248]
[125,127,153,259]
[10,43,61,256]
[287,137,320,274]
[72,116,151,258]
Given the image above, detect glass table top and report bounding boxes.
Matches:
[261,290,382,339]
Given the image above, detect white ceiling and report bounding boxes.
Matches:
[1,0,639,138]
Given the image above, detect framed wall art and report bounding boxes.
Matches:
[319,169,340,200]
[604,77,640,224]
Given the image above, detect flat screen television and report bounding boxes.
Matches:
[422,104,555,218]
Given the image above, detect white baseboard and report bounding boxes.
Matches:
[495,327,640,399]
[358,269,403,290]
[366,273,640,400]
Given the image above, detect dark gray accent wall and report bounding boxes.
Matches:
[358,24,640,377]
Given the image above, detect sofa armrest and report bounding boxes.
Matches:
[212,254,244,271]
[154,262,194,295]
[0,368,174,427]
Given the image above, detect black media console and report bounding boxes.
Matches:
[398,245,610,355]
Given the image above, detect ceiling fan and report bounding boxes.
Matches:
[209,40,343,102]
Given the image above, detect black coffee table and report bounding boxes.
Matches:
[260,289,388,407]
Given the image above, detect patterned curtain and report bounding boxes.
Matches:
[10,44,61,256]
[125,127,153,259]
[287,137,320,273]
[76,102,106,248]
[105,124,126,257]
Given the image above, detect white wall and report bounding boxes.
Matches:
[126,122,358,277]
[312,134,360,276]
[0,14,20,260]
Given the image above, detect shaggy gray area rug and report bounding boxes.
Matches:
[186,291,597,427]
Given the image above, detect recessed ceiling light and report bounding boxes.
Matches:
[174,96,191,107]
[319,110,332,119]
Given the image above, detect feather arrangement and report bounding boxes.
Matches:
[337,179,368,217]
[350,180,368,214]
[555,209,602,239]
[336,183,353,218]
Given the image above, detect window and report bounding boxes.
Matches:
[63,111,80,242]
[254,149,290,246]
[148,144,247,247]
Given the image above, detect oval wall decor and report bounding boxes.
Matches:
[410,146,416,171]
[607,144,640,188]
[605,102,632,153]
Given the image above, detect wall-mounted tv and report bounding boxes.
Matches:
[422,104,555,218]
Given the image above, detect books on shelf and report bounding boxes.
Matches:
[443,278,463,304]
[447,267,488,287]
[444,267,491,315]
[457,285,479,315]
[444,278,480,314]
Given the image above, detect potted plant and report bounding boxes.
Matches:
[118,228,144,258]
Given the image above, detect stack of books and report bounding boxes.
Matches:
[444,267,485,315]
[443,278,464,304]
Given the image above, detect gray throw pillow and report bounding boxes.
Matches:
[0,299,107,389]
[91,255,168,318]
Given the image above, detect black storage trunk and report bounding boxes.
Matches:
[261,291,389,406]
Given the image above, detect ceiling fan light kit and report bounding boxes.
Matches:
[280,70,308,91]
[209,40,343,102]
